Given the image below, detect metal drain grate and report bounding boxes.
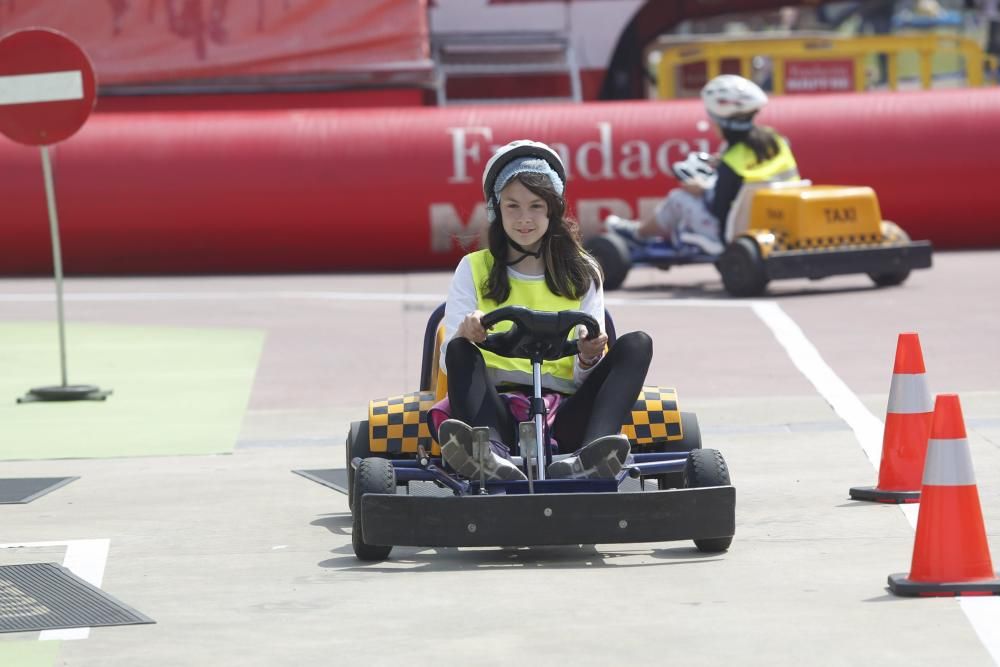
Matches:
[0,478,78,504]
[0,563,154,634]
[293,469,348,493]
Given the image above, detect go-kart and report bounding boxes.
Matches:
[346,304,735,561]
[585,181,933,296]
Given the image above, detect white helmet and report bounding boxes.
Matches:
[701,75,768,131]
[671,152,717,190]
[482,140,567,222]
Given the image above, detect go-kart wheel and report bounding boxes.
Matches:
[868,226,912,287]
[672,411,702,452]
[346,420,370,513]
[655,412,703,489]
[716,237,768,297]
[869,269,911,287]
[352,458,395,561]
[683,449,733,553]
[585,233,631,291]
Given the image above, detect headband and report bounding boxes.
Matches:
[492,157,565,202]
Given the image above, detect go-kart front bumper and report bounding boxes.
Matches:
[762,241,932,280]
[359,485,735,548]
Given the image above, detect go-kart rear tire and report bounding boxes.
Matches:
[868,270,910,287]
[585,233,632,291]
[675,411,702,451]
[869,226,912,287]
[346,420,370,513]
[683,449,733,553]
[352,458,395,561]
[656,412,703,489]
[656,412,701,489]
[716,237,769,297]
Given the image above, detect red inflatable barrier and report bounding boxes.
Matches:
[1,88,997,275]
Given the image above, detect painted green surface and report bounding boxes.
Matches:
[0,323,264,460]
[0,640,60,667]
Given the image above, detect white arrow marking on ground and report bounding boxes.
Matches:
[0,70,83,106]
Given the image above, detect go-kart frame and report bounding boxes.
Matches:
[347,304,736,561]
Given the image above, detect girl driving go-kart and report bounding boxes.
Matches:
[432,139,654,482]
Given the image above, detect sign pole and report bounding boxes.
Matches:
[39,144,69,387]
[17,144,111,404]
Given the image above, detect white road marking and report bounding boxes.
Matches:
[960,597,1000,661]
[750,302,885,468]
[0,70,83,106]
[0,290,765,308]
[0,290,448,303]
[0,539,110,640]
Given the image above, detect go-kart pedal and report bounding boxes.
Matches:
[439,419,527,482]
[547,434,630,480]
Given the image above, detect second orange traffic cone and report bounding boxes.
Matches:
[850,332,933,503]
[888,394,1000,596]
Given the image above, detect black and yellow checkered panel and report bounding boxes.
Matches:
[368,385,680,454]
[772,230,884,251]
[620,386,683,447]
[368,392,438,455]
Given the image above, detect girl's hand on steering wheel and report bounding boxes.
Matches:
[457,310,487,343]
[577,325,607,366]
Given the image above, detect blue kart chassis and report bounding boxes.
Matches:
[351,454,736,548]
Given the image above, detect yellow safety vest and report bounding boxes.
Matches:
[468,249,583,392]
[721,132,799,183]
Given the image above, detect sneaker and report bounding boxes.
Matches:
[438,419,527,482]
[605,215,645,246]
[546,434,631,480]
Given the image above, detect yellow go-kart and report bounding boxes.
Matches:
[587,182,933,296]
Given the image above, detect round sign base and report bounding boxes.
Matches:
[18,384,112,403]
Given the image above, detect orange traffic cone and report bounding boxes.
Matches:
[888,394,1000,596]
[850,332,933,503]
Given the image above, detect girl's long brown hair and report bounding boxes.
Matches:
[483,172,601,303]
[723,121,781,165]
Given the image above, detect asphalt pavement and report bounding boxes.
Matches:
[1,249,998,666]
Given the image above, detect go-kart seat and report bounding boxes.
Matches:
[418,302,618,400]
[724,178,812,243]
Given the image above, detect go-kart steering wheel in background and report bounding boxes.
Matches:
[477,306,600,364]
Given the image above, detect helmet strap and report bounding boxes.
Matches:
[504,237,544,267]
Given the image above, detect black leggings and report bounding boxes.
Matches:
[444,332,652,454]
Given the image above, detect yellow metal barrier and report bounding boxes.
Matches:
[654,33,996,99]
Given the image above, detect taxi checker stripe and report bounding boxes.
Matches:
[922,438,976,486]
[886,373,933,414]
[0,70,83,106]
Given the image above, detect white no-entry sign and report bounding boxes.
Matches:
[0,28,96,146]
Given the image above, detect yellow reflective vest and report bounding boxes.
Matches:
[468,249,583,392]
[721,133,799,183]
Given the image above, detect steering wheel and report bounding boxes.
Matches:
[478,306,600,363]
